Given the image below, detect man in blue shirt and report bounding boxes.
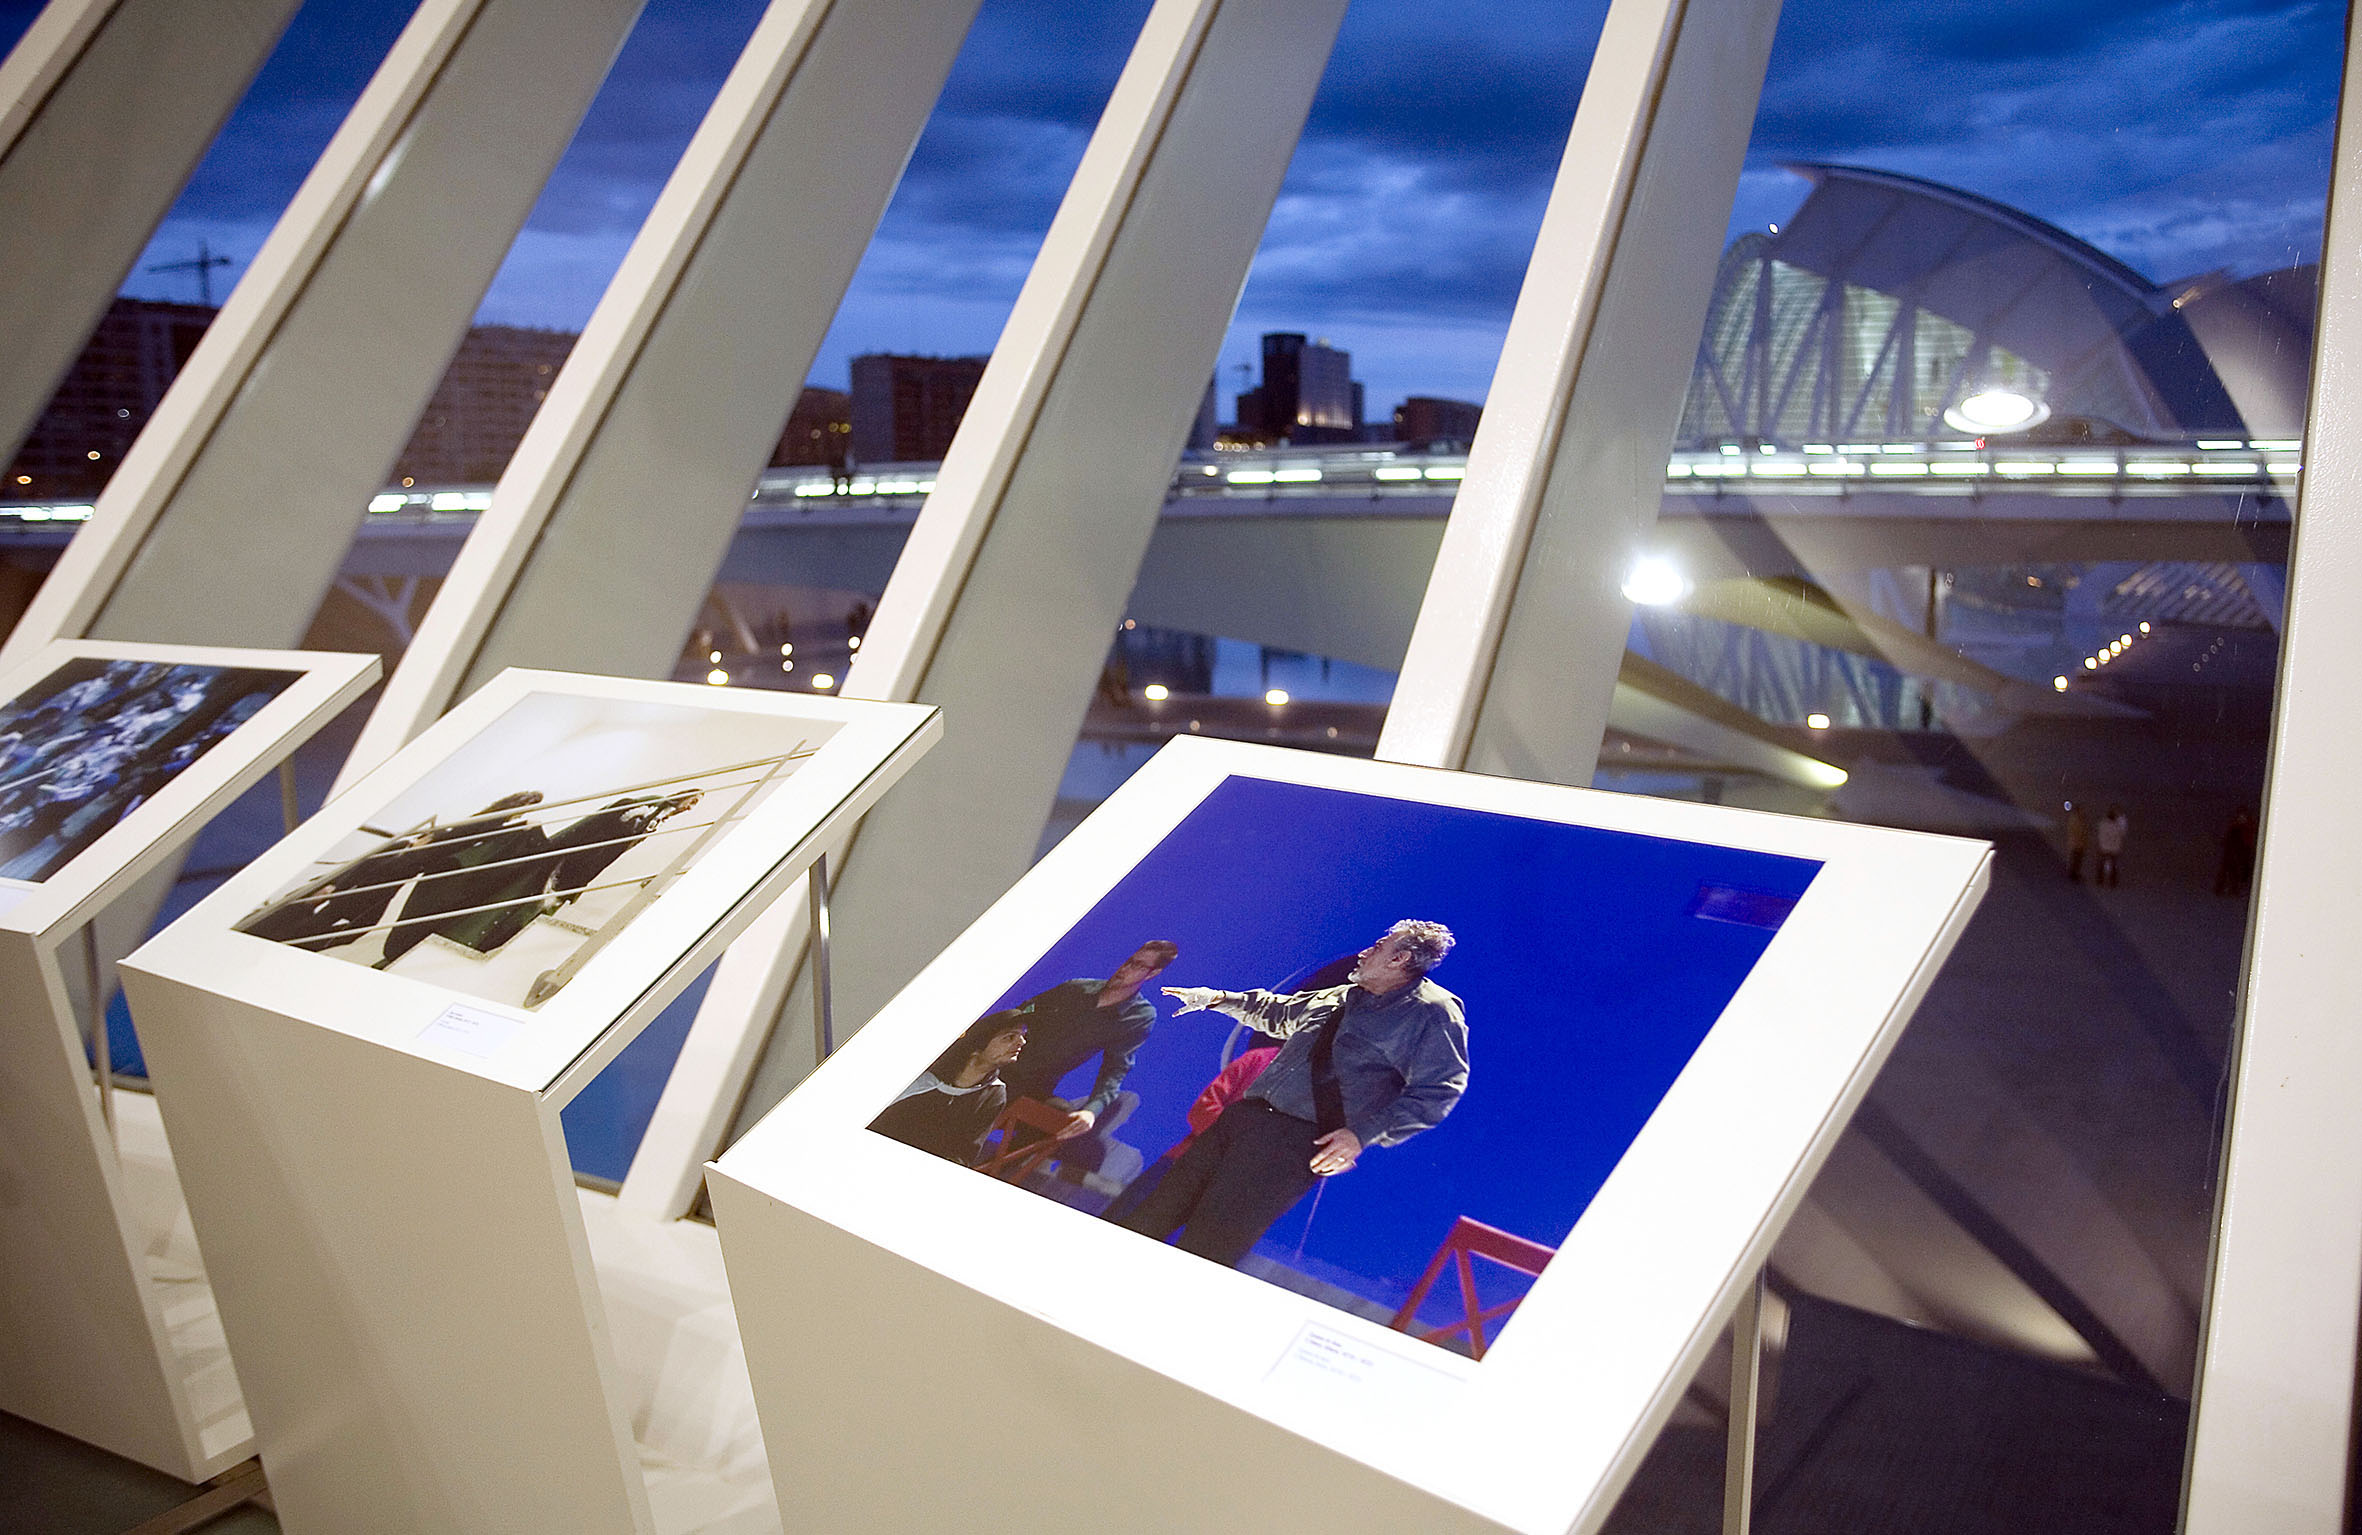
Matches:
[1115,920,1467,1268]
[996,941,1179,1144]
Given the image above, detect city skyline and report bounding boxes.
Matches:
[0,0,2342,418]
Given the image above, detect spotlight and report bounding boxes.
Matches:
[1621,554,1689,606]
[1943,388,2049,435]
[1143,683,1170,701]
[1806,712,1832,730]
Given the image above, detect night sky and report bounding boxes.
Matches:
[0,0,2342,417]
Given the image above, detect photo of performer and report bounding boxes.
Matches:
[233,692,828,1009]
[371,792,554,968]
[868,774,1823,1352]
[0,658,297,883]
[1099,1043,1278,1226]
[238,794,544,949]
[994,940,1179,1160]
[870,1011,1031,1165]
[1118,922,1466,1266]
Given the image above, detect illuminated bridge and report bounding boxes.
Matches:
[0,436,2290,765]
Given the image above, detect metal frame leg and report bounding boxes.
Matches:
[808,854,834,1063]
[1723,1266,1764,1535]
[85,923,114,1142]
[277,757,300,833]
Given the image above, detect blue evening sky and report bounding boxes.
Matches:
[0,0,2340,421]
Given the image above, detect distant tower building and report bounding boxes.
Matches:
[1392,396,1483,450]
[1233,332,1361,444]
[849,353,990,463]
[5,297,215,498]
[394,325,577,484]
[771,386,852,469]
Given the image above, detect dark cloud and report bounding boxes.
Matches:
[38,0,2341,410]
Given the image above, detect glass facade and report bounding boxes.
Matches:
[1,0,2352,1522]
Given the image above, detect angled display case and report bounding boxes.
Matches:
[709,736,1992,1534]
[0,639,380,1481]
[121,669,939,1532]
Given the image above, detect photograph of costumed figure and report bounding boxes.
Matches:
[236,691,837,1009]
[0,657,299,883]
[870,776,1823,1358]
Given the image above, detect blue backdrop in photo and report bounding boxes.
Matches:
[978,775,1823,1313]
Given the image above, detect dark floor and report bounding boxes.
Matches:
[0,1414,275,1535]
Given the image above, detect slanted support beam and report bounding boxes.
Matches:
[0,0,301,469]
[2183,14,2362,1530]
[338,0,985,793]
[0,0,646,667]
[628,0,1351,1212]
[1376,0,1785,784]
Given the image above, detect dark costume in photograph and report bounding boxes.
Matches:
[428,791,703,957]
[373,793,549,967]
[871,1012,1031,1165]
[992,941,1178,1166]
[1118,920,1468,1268]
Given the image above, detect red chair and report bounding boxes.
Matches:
[1388,1217,1557,1360]
[975,1097,1075,1183]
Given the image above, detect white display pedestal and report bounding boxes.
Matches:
[709,739,1992,1534]
[123,671,935,1532]
[0,641,378,1480]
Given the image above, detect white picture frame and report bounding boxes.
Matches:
[0,638,379,939]
[709,735,1992,1534]
[137,668,941,1096]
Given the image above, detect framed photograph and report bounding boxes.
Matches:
[0,641,379,937]
[711,737,1990,1534]
[143,670,939,1094]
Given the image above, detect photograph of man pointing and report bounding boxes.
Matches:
[1117,920,1467,1268]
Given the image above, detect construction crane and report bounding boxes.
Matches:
[148,240,235,307]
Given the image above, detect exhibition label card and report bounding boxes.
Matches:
[418,1002,524,1060]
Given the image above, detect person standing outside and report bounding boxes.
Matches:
[996,941,1180,1144]
[1118,920,1467,1269]
[2096,804,2129,888]
[2064,801,2091,883]
[2214,806,2257,897]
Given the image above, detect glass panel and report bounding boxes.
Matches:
[1596,4,2342,1526]
[1039,0,1612,845]
[0,0,418,526]
[668,0,1159,712]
